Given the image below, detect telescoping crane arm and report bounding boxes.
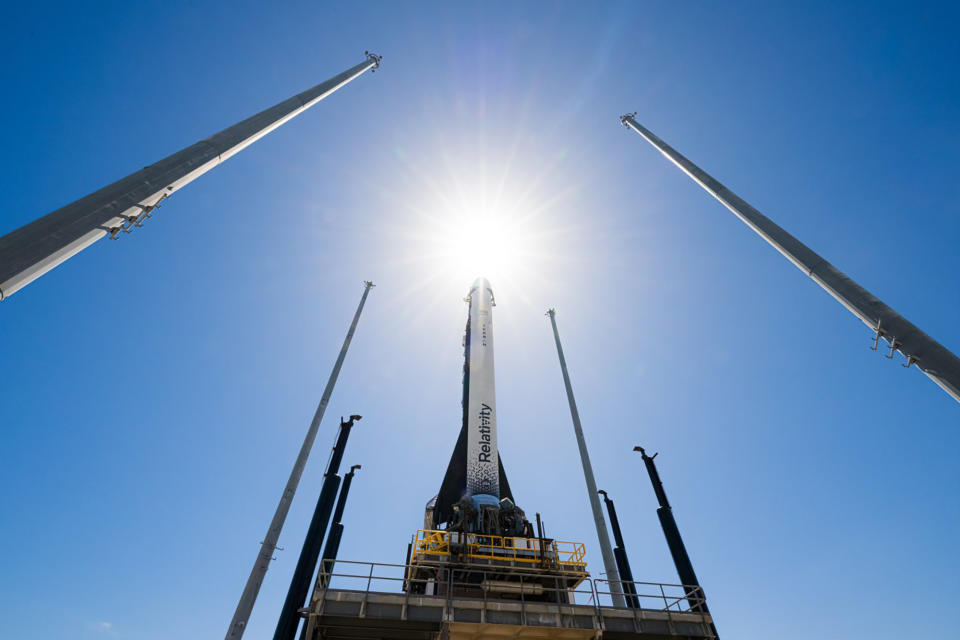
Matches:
[621,113,960,405]
[0,52,382,300]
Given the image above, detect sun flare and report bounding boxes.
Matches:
[434,208,529,286]
[376,135,582,313]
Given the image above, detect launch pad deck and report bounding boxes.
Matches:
[285,279,718,640]
[303,561,716,640]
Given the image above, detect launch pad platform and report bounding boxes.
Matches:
[290,278,717,640]
[302,560,716,640]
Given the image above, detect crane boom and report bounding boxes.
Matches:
[621,113,960,404]
[0,52,381,300]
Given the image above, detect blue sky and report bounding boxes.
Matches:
[1,1,958,639]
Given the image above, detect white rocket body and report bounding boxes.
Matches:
[465,277,499,499]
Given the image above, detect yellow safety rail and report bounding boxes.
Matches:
[412,529,587,567]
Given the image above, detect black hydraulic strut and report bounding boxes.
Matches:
[634,446,718,637]
[598,490,639,608]
[274,415,361,640]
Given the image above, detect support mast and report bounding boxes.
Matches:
[225,281,374,640]
[620,113,960,404]
[274,415,362,640]
[0,52,381,300]
[599,490,639,608]
[546,309,625,607]
[634,446,716,637]
[315,465,361,590]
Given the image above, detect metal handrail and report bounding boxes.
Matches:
[314,559,709,612]
[305,560,716,640]
[594,578,707,610]
[412,529,587,566]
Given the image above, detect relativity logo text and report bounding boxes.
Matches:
[477,403,493,462]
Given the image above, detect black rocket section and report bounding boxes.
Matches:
[433,314,513,527]
[434,426,513,527]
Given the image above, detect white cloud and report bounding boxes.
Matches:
[85,621,116,635]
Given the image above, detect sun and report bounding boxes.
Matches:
[384,176,569,314]
[370,134,579,310]
[436,207,528,286]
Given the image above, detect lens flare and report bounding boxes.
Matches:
[435,208,528,286]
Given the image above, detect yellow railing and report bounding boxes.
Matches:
[412,529,587,567]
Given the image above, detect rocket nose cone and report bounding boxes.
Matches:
[470,277,493,300]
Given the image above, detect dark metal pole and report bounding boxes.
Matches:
[317,524,343,586]
[620,113,960,404]
[299,465,360,640]
[318,464,361,587]
[0,53,381,300]
[402,540,413,592]
[226,282,373,640]
[273,415,361,640]
[634,446,716,636]
[599,490,639,608]
[535,513,546,568]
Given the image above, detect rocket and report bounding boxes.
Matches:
[432,277,515,527]
[465,277,499,497]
